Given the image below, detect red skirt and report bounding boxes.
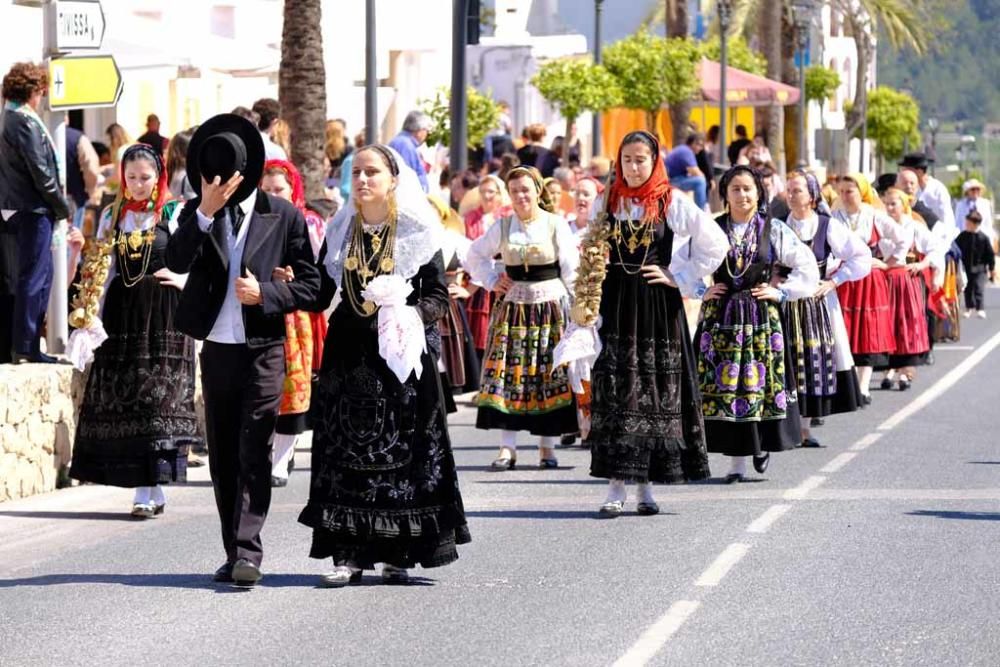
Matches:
[837,269,894,355]
[885,267,930,356]
[467,289,493,351]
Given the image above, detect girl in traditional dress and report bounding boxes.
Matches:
[565,130,727,516]
[299,145,469,586]
[877,188,941,391]
[568,176,603,243]
[833,174,908,404]
[258,159,329,486]
[464,175,510,358]
[782,171,870,448]
[68,144,201,517]
[466,166,579,470]
[696,165,819,482]
[428,194,480,398]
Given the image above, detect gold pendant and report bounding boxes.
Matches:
[344,256,359,271]
[380,257,395,273]
[370,234,383,254]
[127,229,144,253]
[627,237,639,253]
[362,300,376,316]
[359,265,375,279]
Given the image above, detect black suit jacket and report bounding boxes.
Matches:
[166,190,321,348]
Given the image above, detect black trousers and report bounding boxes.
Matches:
[200,341,285,567]
[11,211,53,356]
[964,270,987,311]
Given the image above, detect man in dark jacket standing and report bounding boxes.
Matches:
[166,114,320,587]
[0,62,70,363]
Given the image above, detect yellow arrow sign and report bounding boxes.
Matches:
[48,55,122,110]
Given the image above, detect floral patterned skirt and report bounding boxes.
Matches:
[475,293,577,436]
[697,291,801,456]
[783,296,837,417]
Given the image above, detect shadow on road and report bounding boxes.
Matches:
[907,510,1000,521]
[0,572,380,590]
[967,461,1000,465]
[475,478,606,485]
[0,511,138,521]
[465,509,675,520]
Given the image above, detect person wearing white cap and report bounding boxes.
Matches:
[954,178,996,245]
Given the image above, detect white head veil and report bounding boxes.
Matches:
[323,145,443,288]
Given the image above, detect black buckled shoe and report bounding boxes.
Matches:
[724,473,745,484]
[809,417,825,427]
[753,452,770,474]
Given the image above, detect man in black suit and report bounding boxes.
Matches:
[166,114,320,587]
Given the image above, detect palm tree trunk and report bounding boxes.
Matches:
[843,12,873,174]
[666,0,691,147]
[781,7,800,169]
[279,0,328,201]
[757,0,784,171]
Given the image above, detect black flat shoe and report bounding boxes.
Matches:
[490,455,516,471]
[559,434,577,447]
[539,458,559,469]
[862,394,872,406]
[898,378,911,391]
[801,437,823,448]
[231,559,262,588]
[213,563,234,583]
[598,500,624,517]
[753,453,770,474]
[724,473,745,484]
[270,475,288,488]
[810,417,825,427]
[880,377,893,390]
[636,502,660,516]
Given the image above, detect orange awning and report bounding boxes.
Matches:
[697,58,800,107]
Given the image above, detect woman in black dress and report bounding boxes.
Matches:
[299,145,470,586]
[68,143,201,517]
[559,131,727,516]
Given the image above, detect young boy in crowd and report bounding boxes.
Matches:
[956,210,996,319]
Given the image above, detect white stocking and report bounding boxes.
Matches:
[272,433,298,478]
[728,456,749,476]
[132,487,151,505]
[605,479,626,504]
[856,366,873,396]
[636,482,656,504]
[149,485,166,505]
[500,430,518,453]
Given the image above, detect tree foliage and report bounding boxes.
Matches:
[603,30,701,130]
[700,35,768,76]
[420,87,501,150]
[531,57,623,127]
[862,86,921,161]
[804,65,841,104]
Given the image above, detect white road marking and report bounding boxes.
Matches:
[746,504,793,534]
[612,600,701,667]
[934,345,974,351]
[850,433,883,451]
[783,475,827,500]
[820,452,858,474]
[695,543,750,587]
[877,328,1000,432]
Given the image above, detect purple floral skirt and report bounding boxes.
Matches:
[696,291,788,422]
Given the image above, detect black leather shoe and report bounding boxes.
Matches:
[213,563,234,583]
[880,377,893,390]
[810,417,825,427]
[560,434,577,447]
[753,452,770,474]
[271,475,288,488]
[801,437,823,448]
[862,394,872,406]
[598,500,624,517]
[724,473,745,484]
[538,458,559,469]
[898,377,911,391]
[231,559,262,587]
[636,502,660,516]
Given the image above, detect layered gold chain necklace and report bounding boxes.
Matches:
[342,213,397,316]
[115,212,157,287]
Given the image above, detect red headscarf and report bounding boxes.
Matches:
[607,130,671,224]
[262,159,306,211]
[117,143,169,218]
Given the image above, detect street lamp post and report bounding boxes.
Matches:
[365,0,377,144]
[791,0,814,168]
[927,117,939,176]
[592,0,604,159]
[717,0,732,166]
[450,0,469,172]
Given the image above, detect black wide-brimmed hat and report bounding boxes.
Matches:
[898,152,931,170]
[186,113,264,204]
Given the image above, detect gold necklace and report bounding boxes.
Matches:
[611,219,655,275]
[342,216,397,316]
[115,217,157,288]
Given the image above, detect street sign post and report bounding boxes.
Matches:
[44,0,106,52]
[48,55,122,110]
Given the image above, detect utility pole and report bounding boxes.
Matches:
[450,0,469,172]
[365,0,377,144]
[592,0,604,159]
[718,1,732,166]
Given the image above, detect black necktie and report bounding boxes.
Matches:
[227,203,245,237]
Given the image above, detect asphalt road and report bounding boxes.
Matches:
[3,293,1000,667]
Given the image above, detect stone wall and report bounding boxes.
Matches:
[0,365,77,502]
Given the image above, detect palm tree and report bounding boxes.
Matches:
[279,0,328,200]
[643,1,692,146]
[756,0,784,169]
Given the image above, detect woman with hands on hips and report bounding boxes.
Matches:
[695,165,819,483]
